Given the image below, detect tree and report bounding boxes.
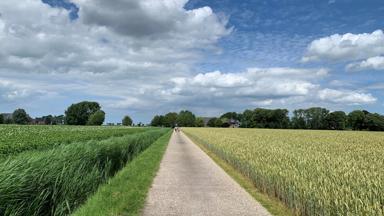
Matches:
[220,117,230,127]
[220,112,240,121]
[214,118,225,127]
[65,101,102,125]
[239,108,289,129]
[326,111,347,130]
[151,115,165,127]
[271,109,290,129]
[0,114,3,124]
[176,110,196,127]
[348,110,366,130]
[195,117,205,127]
[240,109,254,128]
[365,113,384,131]
[43,115,53,125]
[292,109,307,129]
[305,107,329,129]
[87,110,105,125]
[122,115,133,126]
[12,109,29,125]
[164,112,178,127]
[5,118,13,124]
[52,115,64,125]
[207,118,218,127]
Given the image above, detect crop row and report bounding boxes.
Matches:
[0,128,169,216]
[0,125,148,156]
[184,128,384,216]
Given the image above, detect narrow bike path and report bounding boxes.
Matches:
[142,131,271,216]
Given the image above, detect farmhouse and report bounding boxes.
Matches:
[228,118,240,128]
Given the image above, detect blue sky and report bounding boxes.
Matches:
[187,0,384,68]
[0,0,383,123]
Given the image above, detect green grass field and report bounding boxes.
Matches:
[0,125,149,156]
[0,125,170,216]
[184,128,384,216]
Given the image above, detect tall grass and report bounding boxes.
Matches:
[0,128,169,216]
[73,131,172,216]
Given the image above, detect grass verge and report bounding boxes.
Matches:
[184,132,294,216]
[0,129,168,216]
[73,131,172,216]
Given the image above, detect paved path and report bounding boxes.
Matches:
[142,131,271,216]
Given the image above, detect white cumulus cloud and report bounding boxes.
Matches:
[302,30,384,62]
[346,56,384,71]
[318,89,377,105]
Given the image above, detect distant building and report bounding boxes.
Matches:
[32,117,45,125]
[228,118,240,128]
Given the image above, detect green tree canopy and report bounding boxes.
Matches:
[65,101,102,125]
[239,108,289,129]
[0,114,3,124]
[326,111,347,130]
[220,112,240,120]
[12,109,30,125]
[365,113,384,131]
[240,109,254,128]
[122,115,133,126]
[292,109,307,129]
[305,107,329,129]
[151,115,165,127]
[42,115,53,125]
[164,112,178,127]
[195,117,205,127]
[348,110,367,130]
[87,110,105,126]
[176,110,196,127]
[207,118,218,127]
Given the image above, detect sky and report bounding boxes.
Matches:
[0,0,383,124]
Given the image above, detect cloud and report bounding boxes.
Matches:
[302,30,384,62]
[154,67,377,110]
[0,79,50,101]
[0,0,230,78]
[346,56,384,71]
[0,0,231,114]
[318,88,377,105]
[165,67,327,99]
[72,0,231,42]
[0,1,380,120]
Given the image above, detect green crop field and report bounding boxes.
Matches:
[0,125,170,215]
[0,125,149,156]
[184,128,384,216]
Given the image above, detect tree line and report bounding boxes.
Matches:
[219,108,384,131]
[3,103,384,131]
[151,107,384,131]
[0,101,134,126]
[150,110,205,127]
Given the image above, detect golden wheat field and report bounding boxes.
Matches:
[184,128,384,216]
